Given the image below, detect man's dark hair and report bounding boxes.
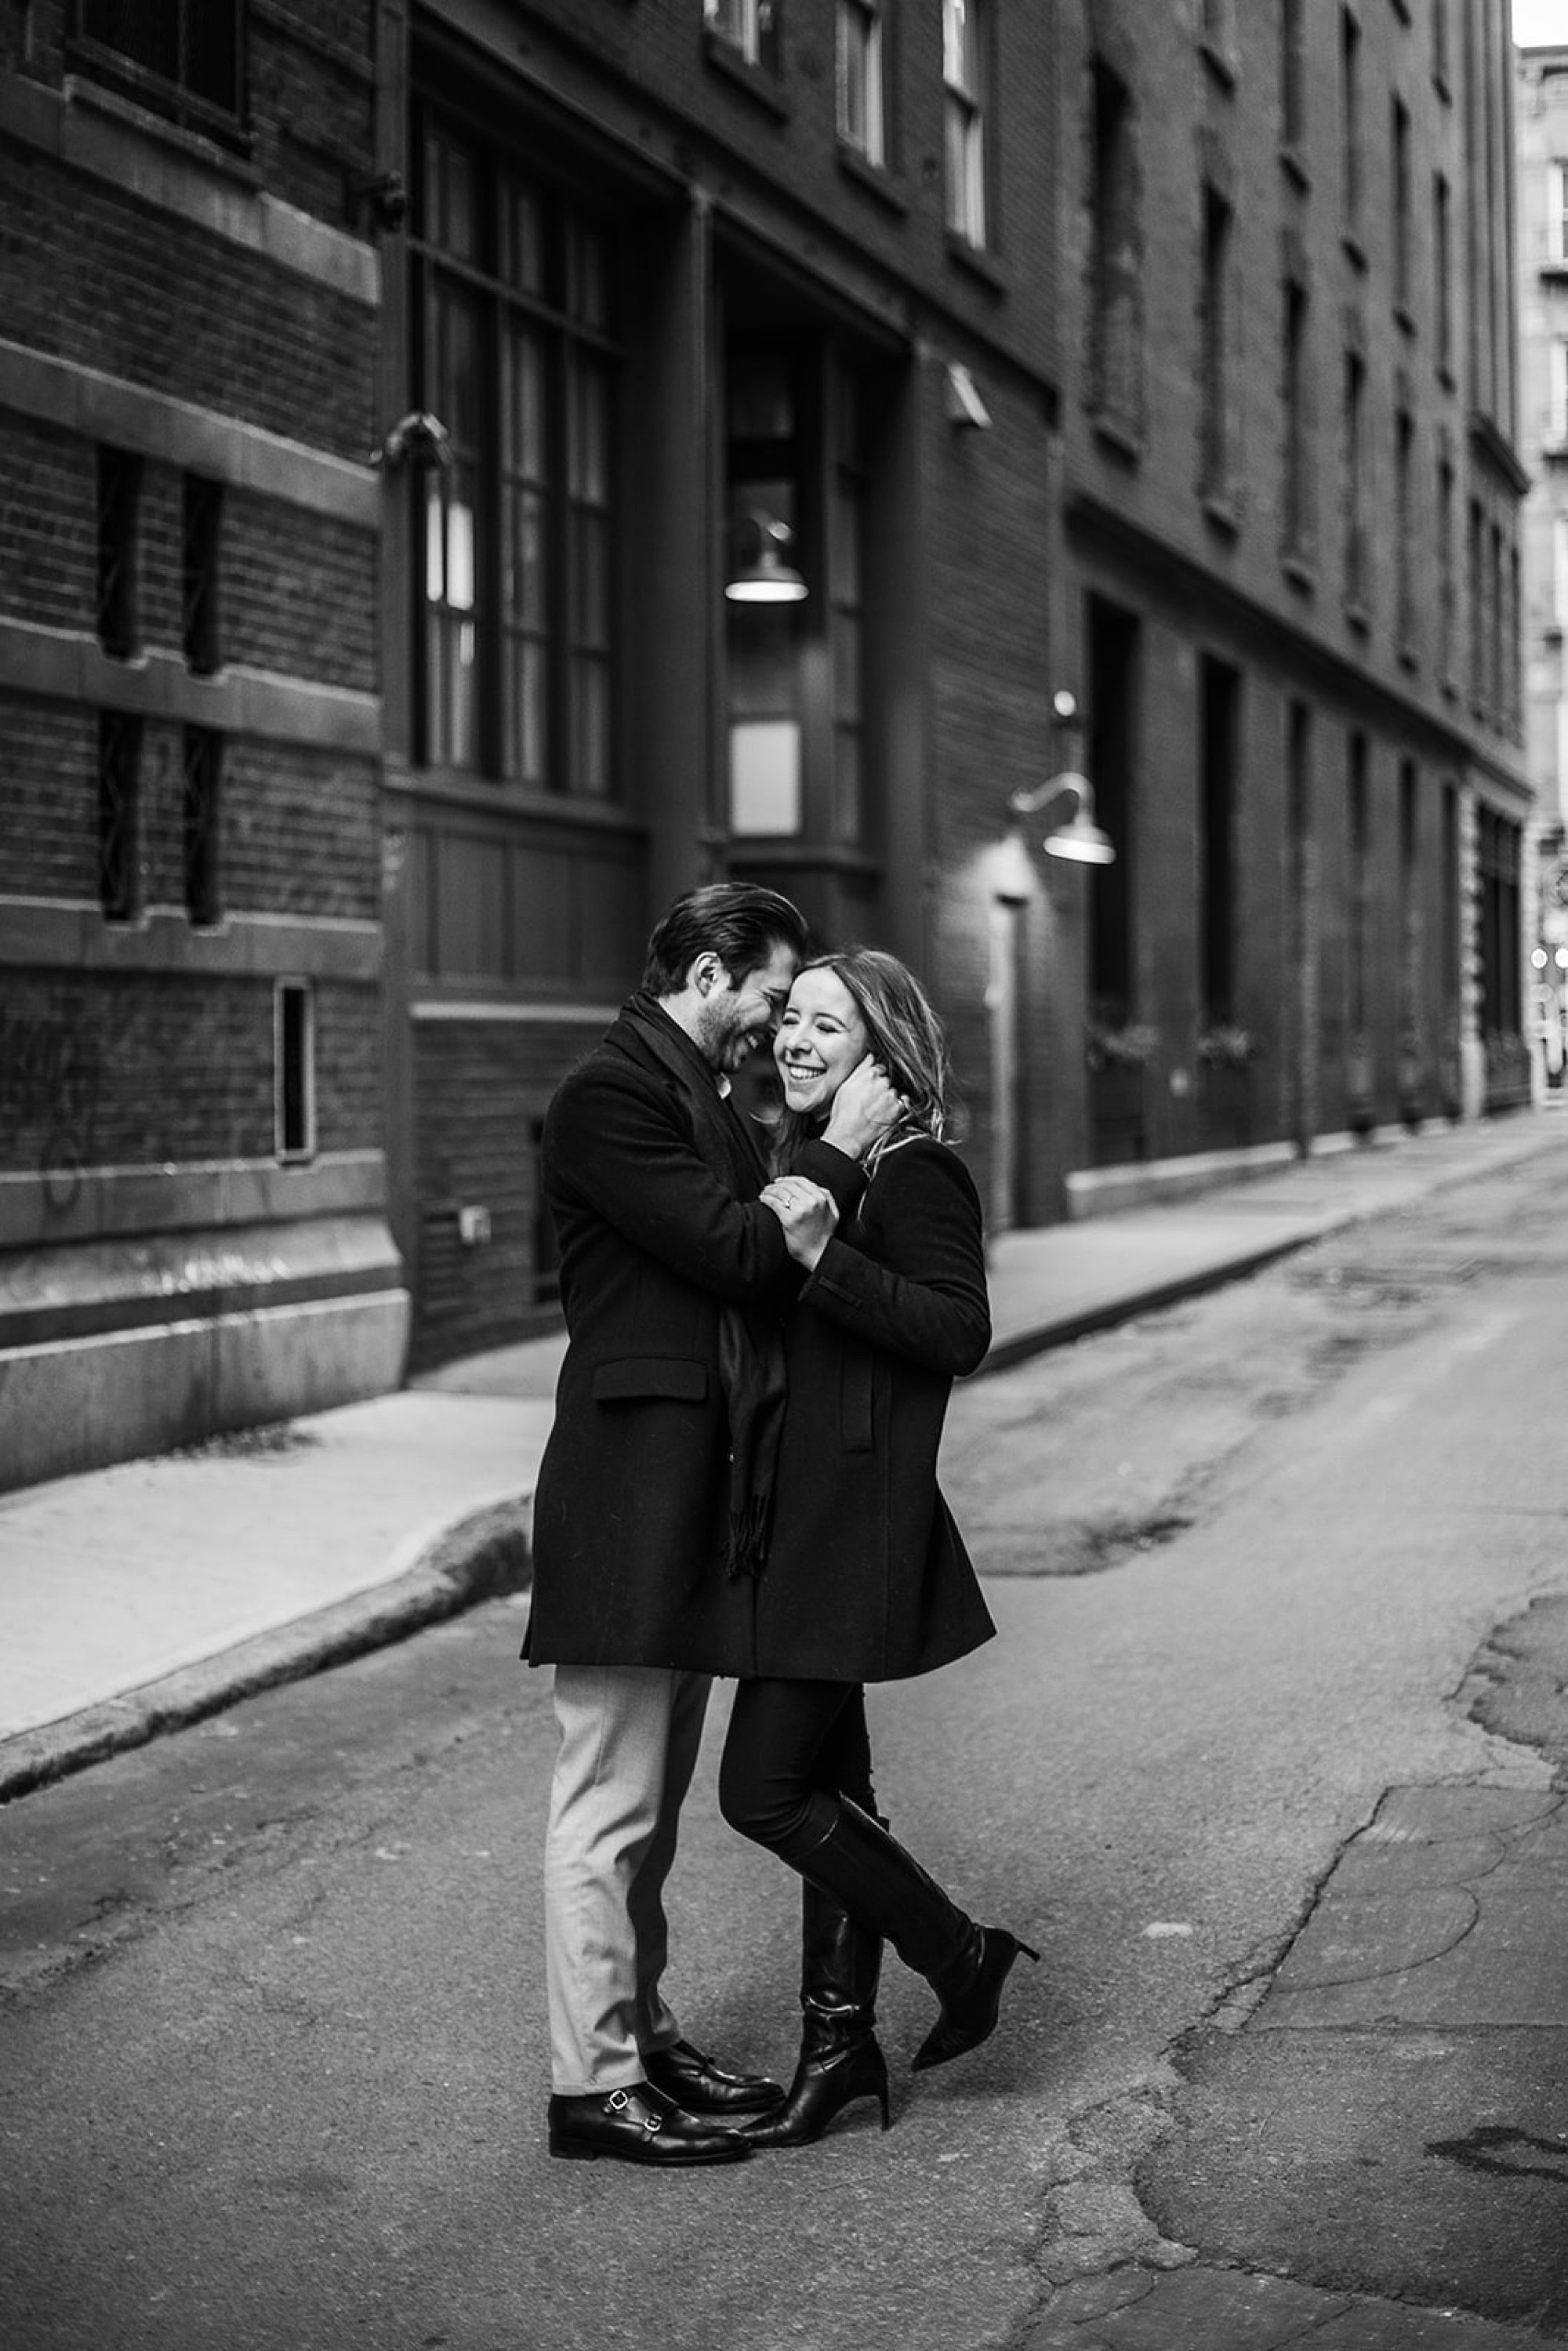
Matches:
[641,883,808,996]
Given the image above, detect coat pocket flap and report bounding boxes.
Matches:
[591,1356,709,1403]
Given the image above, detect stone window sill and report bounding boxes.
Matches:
[837,144,908,215]
[702,32,791,122]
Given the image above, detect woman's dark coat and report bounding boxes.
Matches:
[751,1134,996,1682]
[524,1004,866,1672]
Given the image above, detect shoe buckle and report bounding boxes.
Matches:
[607,2087,660,2131]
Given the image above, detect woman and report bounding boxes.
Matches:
[718,949,1036,2148]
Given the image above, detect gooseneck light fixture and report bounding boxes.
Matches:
[724,510,808,604]
[1007,692,1116,864]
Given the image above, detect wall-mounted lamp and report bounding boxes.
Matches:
[1008,772,1116,864]
[1007,693,1116,863]
[944,361,992,430]
[372,411,453,473]
[725,510,808,603]
[349,167,409,233]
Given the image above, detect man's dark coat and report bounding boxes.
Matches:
[524,1003,866,1673]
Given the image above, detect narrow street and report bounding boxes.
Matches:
[3,1141,1566,2350]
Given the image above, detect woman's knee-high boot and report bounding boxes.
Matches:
[786,1796,1037,2075]
[742,1876,890,2146]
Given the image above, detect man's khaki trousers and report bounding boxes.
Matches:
[543,1663,711,2095]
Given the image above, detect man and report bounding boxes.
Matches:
[526,884,898,2166]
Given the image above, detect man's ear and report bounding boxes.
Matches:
[691,952,720,997]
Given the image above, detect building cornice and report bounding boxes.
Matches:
[1065,487,1532,801]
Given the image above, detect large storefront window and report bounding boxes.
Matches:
[412,118,619,796]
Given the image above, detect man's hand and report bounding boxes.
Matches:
[820,1055,903,1162]
[759,1177,840,1271]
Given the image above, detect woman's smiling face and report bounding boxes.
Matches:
[774,967,870,1118]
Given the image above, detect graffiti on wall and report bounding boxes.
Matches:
[0,1004,107,1214]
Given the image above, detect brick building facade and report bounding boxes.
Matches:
[0,4,406,1487]
[1515,35,1568,1092]
[1,3,1536,1451]
[1051,0,1532,1202]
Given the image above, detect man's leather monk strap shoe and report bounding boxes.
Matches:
[547,2081,751,2166]
[642,2038,786,2116]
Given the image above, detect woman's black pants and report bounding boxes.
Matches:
[719,1678,973,1985]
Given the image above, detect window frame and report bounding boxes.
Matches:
[408,109,623,802]
[69,0,249,148]
[836,0,887,170]
[1550,162,1568,267]
[706,0,782,75]
[942,0,989,250]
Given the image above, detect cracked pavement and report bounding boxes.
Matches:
[5,1135,1568,2348]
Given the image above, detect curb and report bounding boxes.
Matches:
[0,1494,532,1806]
[2,1114,1557,1807]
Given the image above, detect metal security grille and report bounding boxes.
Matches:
[96,448,142,659]
[74,1,245,140]
[97,709,143,923]
[182,727,223,927]
[182,475,223,676]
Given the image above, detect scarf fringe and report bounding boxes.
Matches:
[724,1493,772,1581]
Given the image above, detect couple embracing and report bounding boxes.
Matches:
[524,884,1035,2167]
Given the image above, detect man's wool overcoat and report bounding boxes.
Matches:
[750,1134,996,1682]
[523,1004,866,1673]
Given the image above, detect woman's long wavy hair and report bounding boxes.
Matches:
[769,947,953,1176]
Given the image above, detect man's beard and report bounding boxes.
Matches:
[694,996,758,1072]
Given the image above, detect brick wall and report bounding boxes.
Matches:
[408,1018,584,1366]
[0,971,381,1174]
[0,143,374,461]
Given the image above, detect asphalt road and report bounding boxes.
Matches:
[3,1145,1567,2350]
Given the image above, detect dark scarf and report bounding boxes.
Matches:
[617,995,786,1580]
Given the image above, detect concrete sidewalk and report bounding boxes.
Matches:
[2,1110,1562,1804]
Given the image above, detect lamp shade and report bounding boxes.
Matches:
[725,512,808,603]
[1044,807,1116,864]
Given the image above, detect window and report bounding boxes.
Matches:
[1346,731,1370,1044]
[1199,183,1234,502]
[1398,757,1419,1067]
[97,709,142,923]
[1436,450,1455,680]
[706,0,780,74]
[1552,512,1568,630]
[1392,98,1411,316]
[1432,0,1450,94]
[1434,172,1452,375]
[274,981,316,1163]
[182,475,223,676]
[1550,163,1568,266]
[1340,9,1363,245]
[722,338,877,847]
[1468,495,1484,708]
[1395,408,1415,655]
[1088,58,1140,430]
[1342,350,1369,614]
[73,1,245,142]
[1551,339,1568,446]
[182,727,222,927]
[829,367,869,844]
[412,119,619,796]
[942,0,987,248]
[96,447,142,660]
[1087,597,1140,1027]
[1280,0,1307,153]
[1282,276,1312,558]
[1198,655,1241,1025]
[1200,0,1236,78]
[726,353,805,836]
[837,0,886,166]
